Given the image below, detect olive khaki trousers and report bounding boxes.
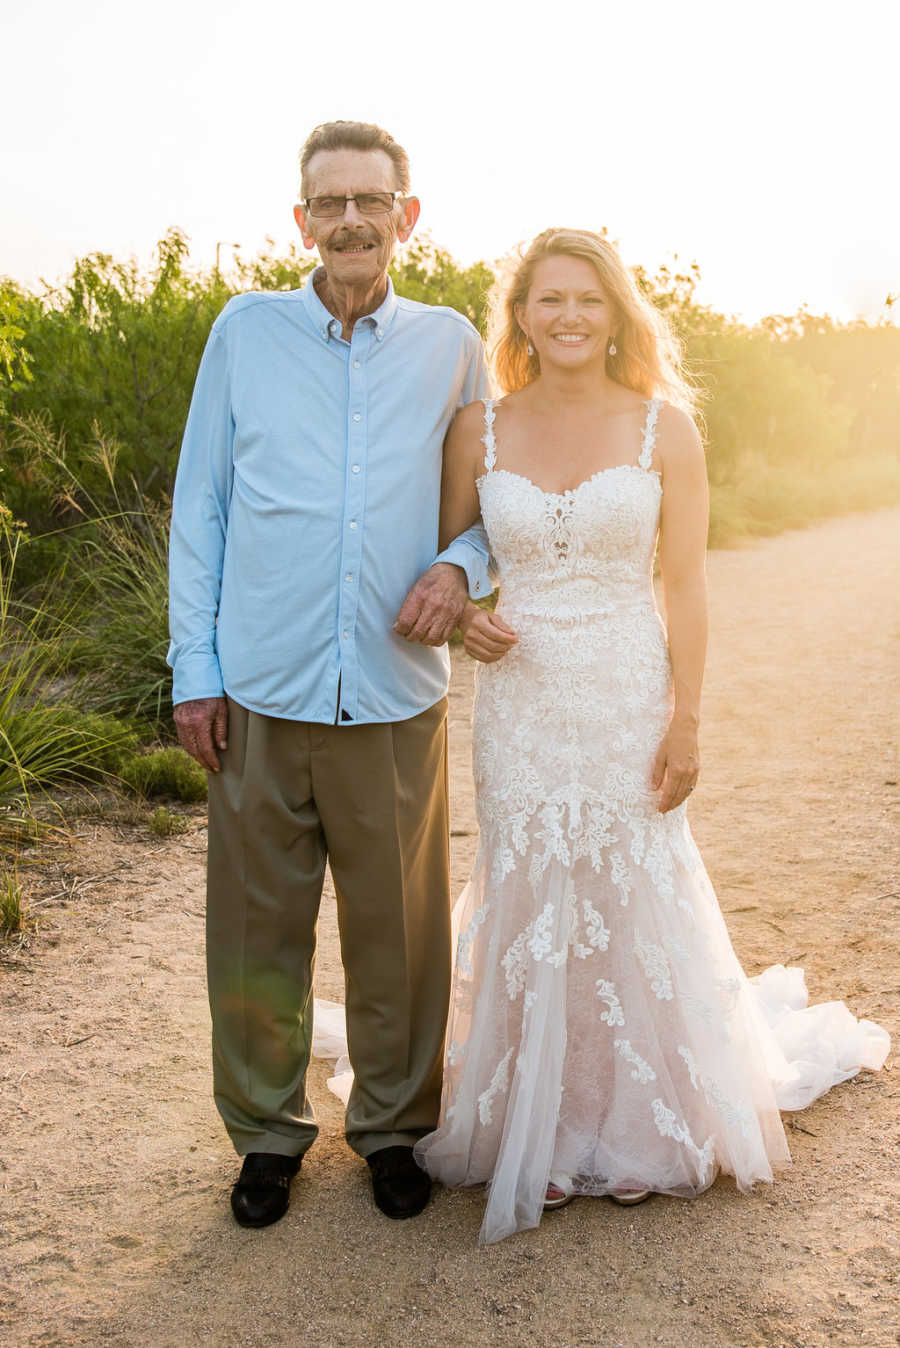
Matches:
[206,695,451,1160]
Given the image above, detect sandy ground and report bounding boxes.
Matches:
[1,507,898,1348]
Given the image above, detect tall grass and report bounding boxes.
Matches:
[707,452,900,546]
[10,413,172,730]
[0,500,138,842]
[0,865,27,940]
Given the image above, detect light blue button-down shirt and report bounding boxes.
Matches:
[167,271,491,723]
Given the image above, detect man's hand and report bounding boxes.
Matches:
[394,562,469,646]
[173,696,229,773]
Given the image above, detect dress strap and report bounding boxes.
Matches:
[481,398,498,473]
[638,398,662,470]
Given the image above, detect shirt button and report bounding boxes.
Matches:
[474,582,481,593]
[349,520,357,530]
[345,573,353,582]
[352,413,361,422]
[343,630,349,639]
[351,464,360,473]
[353,360,361,369]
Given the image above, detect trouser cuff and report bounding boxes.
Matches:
[349,1130,432,1160]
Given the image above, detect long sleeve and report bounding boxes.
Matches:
[434,330,495,598]
[166,323,235,705]
[165,280,490,723]
[435,524,494,598]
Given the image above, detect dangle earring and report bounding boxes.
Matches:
[526,340,534,355]
[608,339,617,357]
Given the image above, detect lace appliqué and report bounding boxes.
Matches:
[639,398,661,469]
[582,897,610,952]
[478,1047,514,1125]
[651,1098,715,1182]
[481,398,497,472]
[615,1038,657,1083]
[634,930,674,1000]
[678,1045,754,1138]
[457,904,489,978]
[500,885,614,995]
[595,978,625,1026]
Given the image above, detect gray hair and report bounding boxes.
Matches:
[299,121,411,195]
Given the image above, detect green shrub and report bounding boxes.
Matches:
[1,702,139,805]
[2,231,226,531]
[390,236,494,333]
[119,746,207,802]
[708,452,900,547]
[147,805,190,838]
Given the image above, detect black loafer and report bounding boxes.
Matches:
[230,1152,301,1228]
[366,1145,431,1219]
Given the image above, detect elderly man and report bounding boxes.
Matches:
[168,121,490,1228]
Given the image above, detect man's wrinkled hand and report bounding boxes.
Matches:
[173,696,229,773]
[394,562,468,646]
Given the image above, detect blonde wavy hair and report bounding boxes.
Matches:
[489,228,697,413]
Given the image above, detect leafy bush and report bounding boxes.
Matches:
[147,805,190,837]
[119,746,207,802]
[707,451,900,546]
[390,236,495,332]
[2,230,226,531]
[0,282,33,414]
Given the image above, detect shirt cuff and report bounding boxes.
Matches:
[434,537,495,601]
[167,641,225,706]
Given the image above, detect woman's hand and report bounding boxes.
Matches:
[460,603,518,663]
[651,717,700,813]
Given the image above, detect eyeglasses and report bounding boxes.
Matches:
[304,192,402,218]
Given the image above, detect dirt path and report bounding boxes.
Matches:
[2,508,898,1348]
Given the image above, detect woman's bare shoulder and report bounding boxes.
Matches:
[656,401,704,465]
[451,398,491,431]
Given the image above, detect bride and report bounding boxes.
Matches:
[407,228,889,1244]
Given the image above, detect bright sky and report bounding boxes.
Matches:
[4,0,898,323]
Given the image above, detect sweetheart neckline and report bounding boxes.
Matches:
[477,462,662,499]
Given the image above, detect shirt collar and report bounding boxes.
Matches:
[301,267,399,343]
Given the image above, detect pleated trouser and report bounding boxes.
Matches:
[205,694,451,1159]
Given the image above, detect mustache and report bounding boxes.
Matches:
[327,233,378,249]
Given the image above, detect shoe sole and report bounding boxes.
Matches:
[231,1209,289,1228]
[376,1207,429,1219]
[609,1190,652,1206]
[543,1194,576,1210]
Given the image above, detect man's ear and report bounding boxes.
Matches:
[293,203,316,251]
[397,196,421,244]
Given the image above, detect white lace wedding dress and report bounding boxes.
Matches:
[406,397,889,1245]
